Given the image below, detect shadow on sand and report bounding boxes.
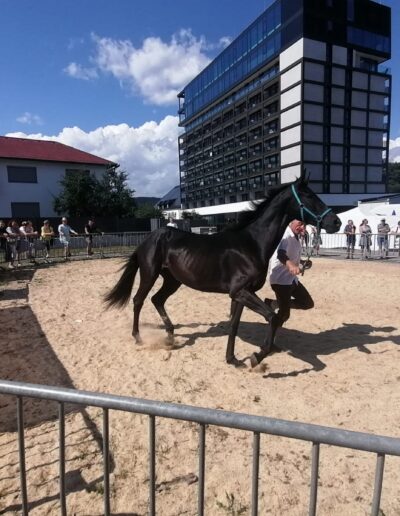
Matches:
[0,268,114,514]
[174,319,400,377]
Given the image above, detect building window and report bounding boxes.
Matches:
[11,202,40,218]
[347,0,354,21]
[7,166,37,183]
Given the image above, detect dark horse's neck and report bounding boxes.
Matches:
[243,187,294,262]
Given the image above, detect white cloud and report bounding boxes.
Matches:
[65,29,213,105]
[67,37,85,51]
[63,62,98,80]
[16,112,43,125]
[93,30,211,105]
[7,116,181,198]
[218,36,232,48]
[389,137,400,163]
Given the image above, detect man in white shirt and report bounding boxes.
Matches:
[265,219,314,349]
[166,218,178,228]
[58,217,78,260]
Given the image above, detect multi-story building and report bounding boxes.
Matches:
[177,0,391,217]
[0,136,116,218]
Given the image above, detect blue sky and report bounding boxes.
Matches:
[1,0,399,197]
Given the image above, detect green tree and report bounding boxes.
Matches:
[53,171,99,216]
[135,204,163,218]
[96,168,137,217]
[53,167,137,217]
[388,163,400,193]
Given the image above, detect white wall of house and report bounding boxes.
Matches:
[0,159,108,218]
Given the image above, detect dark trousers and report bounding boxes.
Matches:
[271,281,314,328]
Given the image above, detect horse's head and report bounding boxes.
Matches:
[289,175,341,234]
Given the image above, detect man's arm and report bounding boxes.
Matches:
[277,249,300,276]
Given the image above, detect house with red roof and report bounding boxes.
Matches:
[0,136,117,218]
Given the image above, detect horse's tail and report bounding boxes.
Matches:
[104,251,139,308]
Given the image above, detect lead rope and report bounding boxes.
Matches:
[300,230,313,275]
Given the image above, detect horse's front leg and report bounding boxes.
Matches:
[226,301,244,367]
[250,315,279,367]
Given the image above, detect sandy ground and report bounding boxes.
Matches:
[0,257,399,515]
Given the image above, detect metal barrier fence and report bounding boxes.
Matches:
[0,379,399,516]
[0,232,149,265]
[2,231,399,266]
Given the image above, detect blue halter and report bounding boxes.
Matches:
[291,184,332,231]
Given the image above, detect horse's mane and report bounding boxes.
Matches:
[225,180,296,231]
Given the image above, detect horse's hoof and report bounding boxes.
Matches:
[227,357,246,368]
[250,353,260,368]
[166,333,175,346]
[133,334,143,345]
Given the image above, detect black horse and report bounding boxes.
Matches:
[105,174,341,366]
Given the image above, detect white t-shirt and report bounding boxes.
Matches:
[269,226,302,286]
[58,223,74,242]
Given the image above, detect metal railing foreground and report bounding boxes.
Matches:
[0,380,399,515]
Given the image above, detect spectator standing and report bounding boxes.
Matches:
[300,226,309,252]
[310,226,322,256]
[58,217,78,260]
[41,220,55,262]
[391,220,400,256]
[344,219,356,259]
[377,218,390,259]
[0,220,12,265]
[359,219,372,260]
[6,220,22,268]
[166,217,178,228]
[84,218,103,257]
[22,220,38,263]
[18,221,29,260]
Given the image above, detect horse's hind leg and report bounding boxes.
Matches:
[151,271,181,342]
[132,275,159,343]
[226,302,244,366]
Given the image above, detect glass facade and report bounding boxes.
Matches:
[347,27,390,54]
[181,1,282,122]
[178,0,391,213]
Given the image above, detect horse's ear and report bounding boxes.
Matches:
[300,167,309,184]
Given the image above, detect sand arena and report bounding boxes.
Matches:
[0,257,399,515]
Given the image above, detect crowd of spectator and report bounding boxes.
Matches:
[0,217,102,269]
[306,218,399,260]
[1,216,400,270]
